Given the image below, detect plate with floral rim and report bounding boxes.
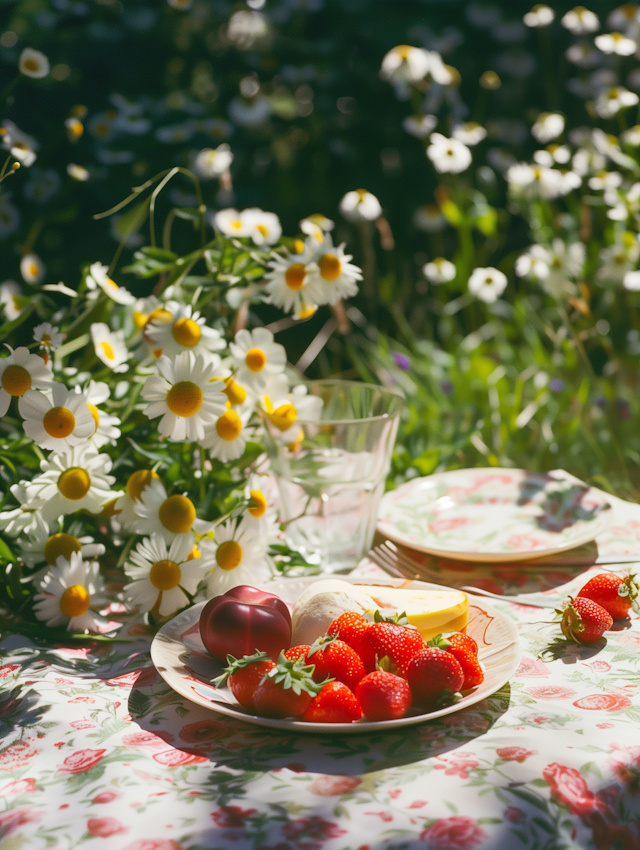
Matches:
[150,574,520,734]
[376,468,611,563]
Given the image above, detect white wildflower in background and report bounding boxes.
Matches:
[452,122,487,146]
[0,197,20,238]
[532,240,585,298]
[595,32,637,55]
[423,257,456,284]
[200,408,253,462]
[33,323,63,353]
[622,125,640,146]
[133,478,212,543]
[141,352,227,442]
[594,87,639,119]
[402,114,437,139]
[245,209,282,245]
[67,163,89,181]
[516,246,550,281]
[426,133,472,173]
[263,251,314,314]
[90,323,129,373]
[523,4,555,27]
[468,267,508,303]
[261,384,323,445]
[65,117,84,142]
[20,526,105,569]
[18,48,50,79]
[19,383,95,452]
[76,380,121,448]
[565,41,601,68]
[226,10,270,49]
[379,45,432,85]
[124,533,210,617]
[1,121,37,167]
[598,240,640,282]
[85,262,135,305]
[0,281,23,320]
[339,189,382,222]
[202,517,271,596]
[144,302,225,360]
[0,482,48,539]
[623,270,640,291]
[306,236,363,305]
[194,144,233,179]
[561,6,600,33]
[214,208,252,237]
[33,553,106,632]
[0,346,53,416]
[230,327,287,392]
[228,95,271,128]
[531,113,565,144]
[114,468,161,531]
[20,254,45,284]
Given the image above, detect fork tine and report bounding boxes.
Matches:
[379,540,427,577]
[369,544,421,580]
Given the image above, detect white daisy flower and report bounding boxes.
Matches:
[85,262,135,305]
[0,482,49,538]
[0,280,22,321]
[214,207,252,237]
[300,214,335,236]
[594,87,639,119]
[33,552,106,632]
[263,252,315,315]
[194,144,233,179]
[531,113,565,144]
[0,345,53,417]
[423,257,456,284]
[229,327,287,392]
[380,45,432,85]
[26,444,117,524]
[306,237,363,305]
[523,4,555,27]
[426,133,472,174]
[124,533,210,618]
[113,468,162,531]
[228,95,271,128]
[76,380,121,448]
[90,323,129,373]
[402,114,438,139]
[67,163,89,182]
[144,302,225,361]
[133,295,163,332]
[515,246,551,280]
[244,208,282,246]
[19,383,95,451]
[33,323,63,353]
[595,31,637,55]
[1,120,38,167]
[199,407,253,462]
[598,241,640,282]
[202,517,272,596]
[65,117,84,142]
[20,254,45,284]
[561,6,600,33]
[468,267,508,303]
[133,478,213,544]
[452,122,487,146]
[261,383,323,445]
[623,270,640,291]
[18,48,50,79]
[339,189,382,223]
[141,351,227,442]
[20,525,105,569]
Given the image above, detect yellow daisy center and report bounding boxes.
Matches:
[216,410,242,441]
[297,302,317,321]
[172,318,201,348]
[397,45,411,60]
[268,403,297,432]
[318,253,342,281]
[29,262,40,278]
[187,545,201,560]
[256,224,269,237]
[23,58,40,73]
[248,489,267,517]
[149,559,182,591]
[2,364,32,396]
[230,220,243,230]
[143,308,173,343]
[285,263,306,291]
[105,277,118,290]
[166,381,203,417]
[245,348,267,372]
[127,469,160,501]
[40,333,52,348]
[101,498,121,518]
[100,341,115,361]
[43,406,75,439]
[158,494,195,534]
[87,402,100,433]
[133,311,147,329]
[44,533,82,565]
[222,376,247,406]
[294,239,305,254]
[58,467,91,500]
[216,540,243,571]
[60,584,90,618]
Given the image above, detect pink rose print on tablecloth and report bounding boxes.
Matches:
[57,748,106,775]
[308,775,362,796]
[121,730,174,751]
[515,656,550,678]
[0,665,19,678]
[0,778,37,796]
[526,685,577,701]
[105,667,159,688]
[496,747,537,763]
[70,720,96,730]
[87,817,128,838]
[434,753,480,779]
[152,750,207,767]
[420,816,488,849]
[0,741,41,772]
[543,763,605,817]
[122,841,183,850]
[587,660,611,673]
[282,816,347,849]
[93,790,120,804]
[573,694,632,712]
[211,806,258,828]
[0,807,43,839]
[179,720,226,743]
[608,743,640,788]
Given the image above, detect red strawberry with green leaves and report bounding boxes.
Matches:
[355,670,412,721]
[428,633,484,690]
[327,612,371,664]
[406,647,465,710]
[252,651,324,718]
[559,596,613,645]
[302,681,363,723]
[361,612,425,676]
[577,573,639,619]
[284,645,311,663]
[213,650,275,711]
[307,635,366,690]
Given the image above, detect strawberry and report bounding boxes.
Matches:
[252,651,324,719]
[406,647,465,710]
[428,633,484,691]
[327,612,371,664]
[577,573,639,619]
[361,613,425,676]
[307,635,366,690]
[559,596,613,645]
[355,670,412,720]
[302,681,363,723]
[213,650,275,711]
[284,645,311,662]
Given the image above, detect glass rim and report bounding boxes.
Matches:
[276,378,405,425]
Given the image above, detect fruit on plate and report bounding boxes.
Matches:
[362,586,468,640]
[559,596,613,645]
[327,611,371,661]
[252,651,323,718]
[577,573,639,619]
[213,650,275,711]
[302,681,363,723]
[361,615,425,676]
[428,632,484,690]
[200,585,292,662]
[291,580,378,645]
[355,670,412,721]
[406,647,465,710]
[285,637,366,690]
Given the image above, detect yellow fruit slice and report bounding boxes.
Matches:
[364,587,468,640]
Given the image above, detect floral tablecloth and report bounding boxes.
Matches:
[3,489,640,850]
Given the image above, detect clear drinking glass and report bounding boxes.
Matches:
[261,380,405,573]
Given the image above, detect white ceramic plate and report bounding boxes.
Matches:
[377,468,611,563]
[151,575,521,734]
